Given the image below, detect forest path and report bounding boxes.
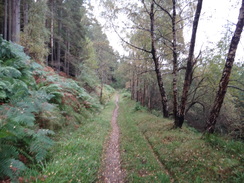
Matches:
[99,94,125,183]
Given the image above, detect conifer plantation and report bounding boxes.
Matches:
[0,0,243,182]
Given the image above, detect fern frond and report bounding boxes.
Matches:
[0,158,26,180]
[30,129,54,162]
[0,66,22,78]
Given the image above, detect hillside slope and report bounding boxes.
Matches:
[118,93,243,182]
[0,38,114,182]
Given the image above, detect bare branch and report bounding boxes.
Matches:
[112,25,152,54]
[228,85,244,92]
[153,0,172,20]
[186,101,205,115]
[178,66,186,71]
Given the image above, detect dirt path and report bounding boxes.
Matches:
[100,95,125,183]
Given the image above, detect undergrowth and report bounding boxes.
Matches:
[118,94,244,183]
[22,96,115,182]
[0,38,115,181]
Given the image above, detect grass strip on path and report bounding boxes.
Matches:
[118,95,171,183]
[24,96,116,183]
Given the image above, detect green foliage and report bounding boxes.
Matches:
[120,89,131,99]
[0,38,54,180]
[204,134,244,156]
[23,96,115,182]
[99,84,116,104]
[20,1,49,62]
[0,35,110,181]
[134,102,145,112]
[0,36,103,180]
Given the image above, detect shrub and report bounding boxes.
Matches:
[0,38,54,180]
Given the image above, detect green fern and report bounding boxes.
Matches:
[30,129,54,162]
[0,37,55,180]
[0,66,22,78]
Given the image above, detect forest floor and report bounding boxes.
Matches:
[23,92,243,183]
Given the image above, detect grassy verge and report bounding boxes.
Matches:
[118,95,171,183]
[118,95,244,183]
[23,96,116,183]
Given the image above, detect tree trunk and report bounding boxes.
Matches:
[142,79,146,106]
[57,1,62,72]
[67,39,70,75]
[131,68,135,100]
[205,1,244,133]
[8,0,12,41]
[50,0,54,67]
[172,0,178,120]
[23,0,28,28]
[150,2,169,118]
[100,70,104,104]
[148,85,151,110]
[175,0,203,128]
[136,72,139,102]
[4,0,8,40]
[12,0,20,43]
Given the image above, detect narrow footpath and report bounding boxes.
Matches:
[100,95,125,183]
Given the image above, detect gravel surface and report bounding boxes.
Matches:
[100,95,125,183]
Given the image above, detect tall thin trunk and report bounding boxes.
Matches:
[142,79,146,106]
[12,0,20,43]
[148,85,151,109]
[205,1,244,133]
[100,70,104,104]
[4,0,8,40]
[67,38,70,75]
[8,0,12,41]
[172,0,178,120]
[12,0,16,41]
[150,2,169,118]
[129,70,132,99]
[23,0,28,28]
[50,0,54,66]
[131,68,135,100]
[64,30,70,74]
[57,2,62,72]
[175,0,203,128]
[136,72,139,102]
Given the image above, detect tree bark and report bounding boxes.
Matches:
[175,0,203,128]
[142,79,146,106]
[12,0,20,43]
[148,85,151,109]
[100,70,104,104]
[4,0,8,40]
[150,1,169,118]
[8,0,12,41]
[50,0,54,67]
[205,1,244,133]
[23,0,29,28]
[172,0,178,120]
[131,67,135,100]
[57,1,62,72]
[136,71,139,102]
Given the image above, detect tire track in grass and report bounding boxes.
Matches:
[140,130,174,182]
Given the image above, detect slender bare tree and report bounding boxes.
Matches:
[205,0,244,133]
[175,0,203,128]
